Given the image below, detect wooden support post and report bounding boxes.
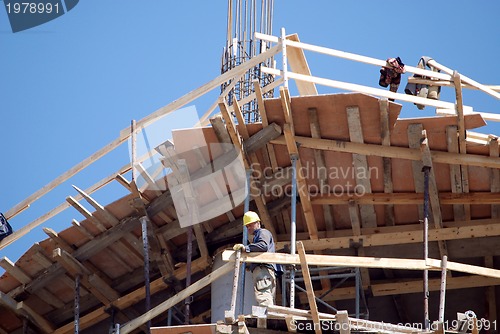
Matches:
[346,106,377,228]
[446,126,466,221]
[281,87,318,240]
[379,98,395,226]
[420,130,448,259]
[490,137,500,218]
[297,242,321,334]
[309,108,334,231]
[453,71,471,220]
[336,310,350,334]
[253,79,279,172]
[408,124,425,222]
[270,135,500,170]
[0,257,65,309]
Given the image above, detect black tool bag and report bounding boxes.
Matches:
[0,212,13,241]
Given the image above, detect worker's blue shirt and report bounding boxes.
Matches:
[244,228,282,274]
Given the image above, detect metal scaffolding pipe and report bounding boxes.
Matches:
[423,166,430,330]
[140,216,151,333]
[289,154,298,308]
[74,274,81,334]
[355,268,360,319]
[238,169,252,314]
[439,255,448,323]
[185,226,193,324]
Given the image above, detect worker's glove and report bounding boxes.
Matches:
[233,243,246,251]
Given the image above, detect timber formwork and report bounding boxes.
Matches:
[1,31,500,333]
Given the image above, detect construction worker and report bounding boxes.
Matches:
[233,211,281,307]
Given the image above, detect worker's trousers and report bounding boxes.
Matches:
[252,265,276,307]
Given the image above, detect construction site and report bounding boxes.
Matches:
[2,1,500,333]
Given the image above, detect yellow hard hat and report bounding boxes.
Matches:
[243,211,260,226]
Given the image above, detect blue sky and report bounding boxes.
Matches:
[1,1,499,264]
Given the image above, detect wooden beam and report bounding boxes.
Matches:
[336,310,350,334]
[281,87,318,240]
[52,248,120,304]
[421,130,448,258]
[407,124,425,222]
[428,59,500,100]
[0,257,65,309]
[446,126,466,221]
[408,76,500,93]
[297,274,500,303]
[256,32,452,81]
[119,262,233,334]
[218,97,245,160]
[285,34,318,96]
[276,220,500,251]
[310,191,500,205]
[262,67,456,110]
[53,256,210,334]
[490,137,500,218]
[308,108,334,231]
[270,135,500,169]
[346,106,376,228]
[254,79,279,172]
[210,115,232,145]
[453,71,471,220]
[223,250,500,279]
[17,301,55,334]
[379,98,395,226]
[243,123,282,155]
[485,256,498,326]
[297,242,321,334]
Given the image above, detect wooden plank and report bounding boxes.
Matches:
[286,34,318,96]
[270,135,500,169]
[17,301,55,334]
[446,126,466,221]
[210,115,232,145]
[243,123,282,155]
[256,32,453,81]
[409,77,500,93]
[71,219,135,273]
[262,67,456,110]
[347,201,361,236]
[336,310,350,334]
[421,130,448,258]
[297,242,321,334]
[347,106,376,227]
[254,79,279,172]
[52,248,120,304]
[281,87,318,240]
[283,123,318,240]
[379,98,395,226]
[306,274,500,302]
[224,250,500,279]
[453,71,471,220]
[490,137,500,218]
[407,124,425,222]
[277,220,500,251]
[310,191,500,205]
[428,59,500,100]
[53,256,210,334]
[0,257,65,309]
[309,108,334,231]
[119,262,234,334]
